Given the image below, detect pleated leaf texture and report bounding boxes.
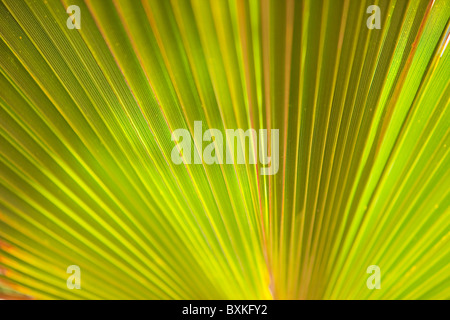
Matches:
[0,0,449,300]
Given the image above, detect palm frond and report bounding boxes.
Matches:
[0,0,449,299]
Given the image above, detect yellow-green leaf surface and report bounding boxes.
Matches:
[0,0,449,299]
